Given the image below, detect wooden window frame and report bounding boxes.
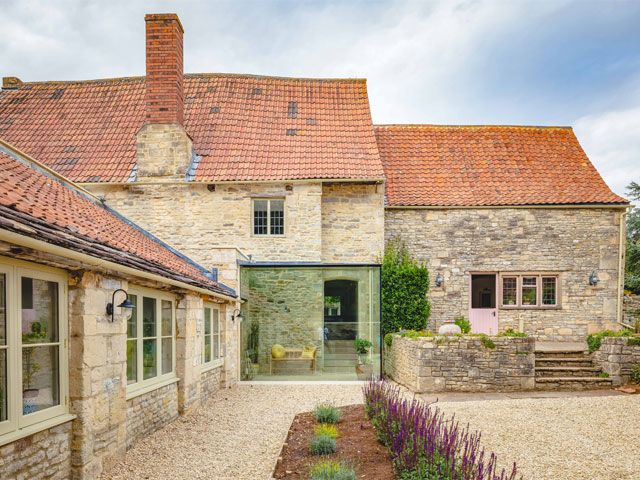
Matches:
[0,257,69,444]
[202,303,223,372]
[251,198,285,237]
[126,286,176,398]
[498,273,561,310]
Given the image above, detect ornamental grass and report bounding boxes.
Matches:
[363,379,521,480]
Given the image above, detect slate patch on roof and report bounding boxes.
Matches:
[0,74,384,183]
[0,142,233,296]
[375,124,628,207]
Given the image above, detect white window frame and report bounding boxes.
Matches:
[0,257,69,444]
[126,286,176,397]
[251,198,285,236]
[498,273,561,310]
[202,303,223,371]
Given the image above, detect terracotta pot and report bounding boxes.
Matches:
[355,363,373,380]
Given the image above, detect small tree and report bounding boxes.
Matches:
[380,238,430,335]
[626,181,640,294]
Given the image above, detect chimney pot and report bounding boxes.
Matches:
[2,77,23,90]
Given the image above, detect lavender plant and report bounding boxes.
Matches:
[363,379,521,480]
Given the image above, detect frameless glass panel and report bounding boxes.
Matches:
[21,277,58,344]
[521,277,537,306]
[22,346,59,415]
[142,339,156,380]
[161,338,172,374]
[127,294,137,339]
[502,277,517,305]
[542,277,557,305]
[270,200,284,235]
[126,340,137,384]
[142,297,156,338]
[161,300,172,336]
[0,350,6,422]
[253,200,268,235]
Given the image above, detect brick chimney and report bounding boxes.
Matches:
[145,14,184,126]
[137,13,192,181]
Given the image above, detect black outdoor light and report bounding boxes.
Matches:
[231,309,243,323]
[106,288,135,322]
[435,272,443,287]
[589,271,600,286]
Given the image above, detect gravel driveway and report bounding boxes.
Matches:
[100,385,639,480]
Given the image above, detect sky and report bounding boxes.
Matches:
[0,0,638,198]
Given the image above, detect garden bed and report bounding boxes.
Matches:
[273,404,395,479]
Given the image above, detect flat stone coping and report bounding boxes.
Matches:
[535,341,588,352]
[418,389,625,403]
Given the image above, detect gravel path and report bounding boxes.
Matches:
[434,394,640,480]
[101,385,639,480]
[100,384,363,480]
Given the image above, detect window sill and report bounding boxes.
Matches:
[0,413,75,447]
[202,359,224,373]
[126,376,179,401]
[500,306,561,310]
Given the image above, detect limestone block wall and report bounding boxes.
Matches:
[176,292,203,414]
[623,295,640,327]
[200,366,222,401]
[321,183,384,263]
[385,208,624,341]
[0,422,71,480]
[136,124,192,180]
[125,383,179,450]
[592,337,640,386]
[384,335,536,392]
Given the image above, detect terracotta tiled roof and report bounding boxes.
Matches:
[375,125,627,207]
[0,141,234,296]
[0,74,384,183]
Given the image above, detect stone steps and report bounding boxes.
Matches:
[534,348,612,390]
[535,366,602,378]
[535,357,593,367]
[535,377,613,391]
[535,350,588,360]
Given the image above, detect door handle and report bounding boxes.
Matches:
[492,311,496,317]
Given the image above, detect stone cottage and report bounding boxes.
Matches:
[0,11,630,394]
[0,139,238,478]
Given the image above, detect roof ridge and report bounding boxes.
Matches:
[3,73,366,89]
[374,124,573,130]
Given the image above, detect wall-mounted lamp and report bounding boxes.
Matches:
[231,309,243,323]
[106,288,135,322]
[435,272,443,287]
[589,271,600,286]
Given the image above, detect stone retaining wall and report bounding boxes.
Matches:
[384,334,536,392]
[0,422,71,480]
[623,295,640,327]
[201,366,222,401]
[592,337,640,386]
[126,382,179,449]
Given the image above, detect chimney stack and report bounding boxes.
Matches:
[145,14,184,126]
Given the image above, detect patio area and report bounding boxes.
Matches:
[100,384,640,480]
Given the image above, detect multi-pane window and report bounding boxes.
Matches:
[0,259,68,441]
[202,304,222,367]
[500,274,559,308]
[127,288,175,393]
[253,199,285,236]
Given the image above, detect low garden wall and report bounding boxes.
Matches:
[384,335,536,392]
[592,337,640,386]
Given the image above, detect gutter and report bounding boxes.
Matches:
[0,229,238,303]
[78,177,386,187]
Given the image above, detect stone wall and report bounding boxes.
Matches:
[200,366,222,401]
[385,208,624,341]
[136,124,192,180]
[384,335,536,392]
[623,295,640,328]
[321,183,384,263]
[125,382,179,450]
[0,422,71,480]
[592,337,640,386]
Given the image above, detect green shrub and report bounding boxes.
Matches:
[586,330,631,353]
[631,364,640,384]
[310,460,356,480]
[314,404,340,424]
[310,433,337,455]
[454,317,471,334]
[384,333,394,347]
[380,238,430,336]
[480,335,495,349]
[628,337,640,347]
[354,338,372,355]
[497,328,527,337]
[314,423,338,438]
[599,372,610,378]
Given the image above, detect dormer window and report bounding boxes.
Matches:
[253,199,285,236]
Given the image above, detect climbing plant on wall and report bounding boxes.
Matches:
[380,238,430,335]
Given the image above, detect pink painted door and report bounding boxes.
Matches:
[469,274,498,335]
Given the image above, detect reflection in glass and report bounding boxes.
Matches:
[143,339,156,380]
[162,338,172,374]
[22,346,59,414]
[213,310,219,360]
[127,294,137,339]
[161,300,172,336]
[143,297,156,338]
[21,277,58,344]
[126,340,137,384]
[0,350,6,422]
[0,273,5,346]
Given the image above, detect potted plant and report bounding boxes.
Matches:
[22,321,47,414]
[247,321,260,376]
[354,338,373,380]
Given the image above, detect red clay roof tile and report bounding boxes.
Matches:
[374,124,627,207]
